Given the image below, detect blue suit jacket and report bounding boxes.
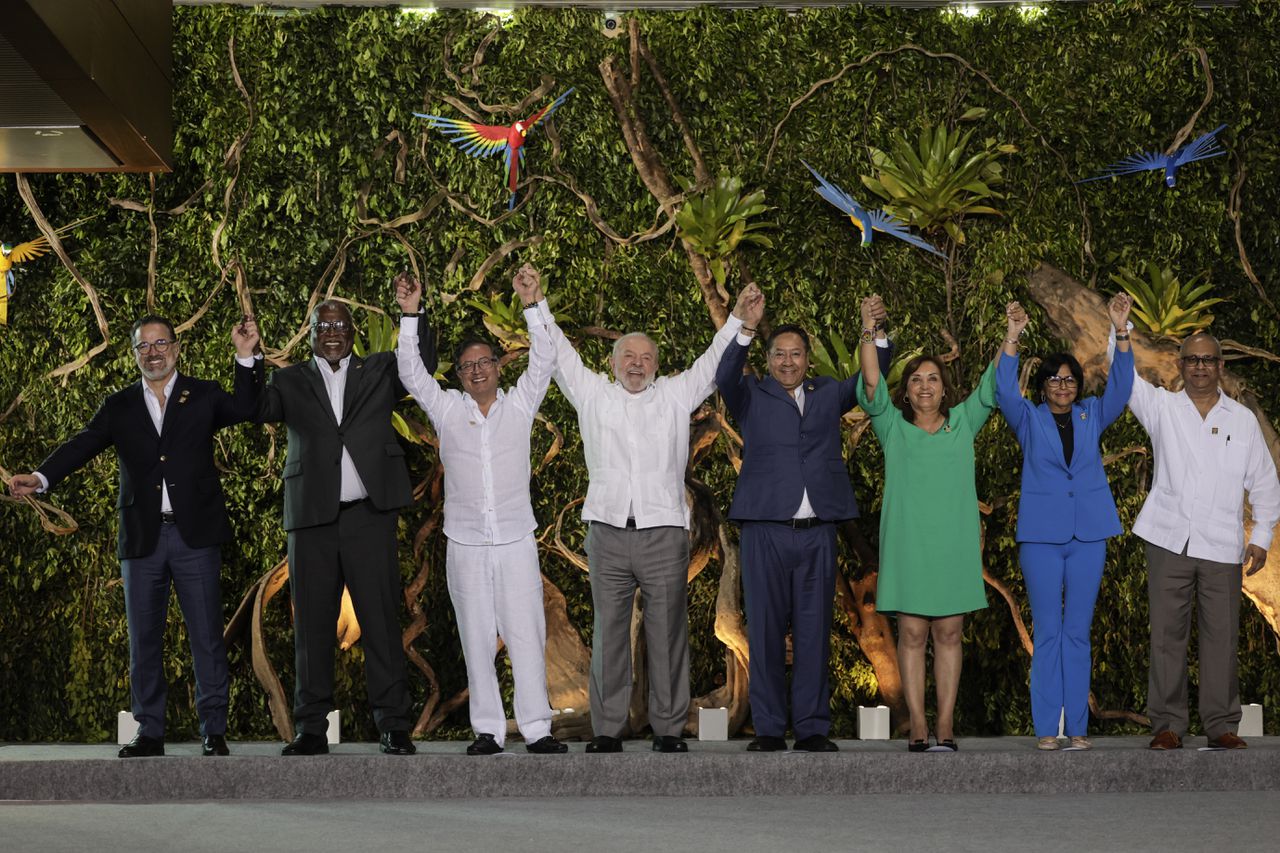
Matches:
[716,338,892,523]
[995,347,1133,544]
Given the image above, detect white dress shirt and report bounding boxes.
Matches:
[547,302,743,529]
[313,354,370,503]
[1128,368,1280,562]
[397,308,553,546]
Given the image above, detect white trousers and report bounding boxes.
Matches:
[446,535,553,745]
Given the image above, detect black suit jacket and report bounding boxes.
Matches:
[37,361,264,559]
[258,326,437,532]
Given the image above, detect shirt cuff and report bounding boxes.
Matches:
[523,303,545,326]
[33,472,49,493]
[399,316,420,336]
[875,337,889,349]
[234,354,259,368]
[735,331,754,346]
[536,301,554,325]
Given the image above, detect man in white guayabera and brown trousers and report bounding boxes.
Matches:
[395,265,567,756]
[548,283,762,753]
[1119,329,1280,750]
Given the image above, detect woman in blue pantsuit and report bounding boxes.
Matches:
[996,295,1133,750]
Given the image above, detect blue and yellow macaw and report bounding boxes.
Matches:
[0,218,92,325]
[415,88,574,210]
[1077,123,1228,188]
[801,160,946,258]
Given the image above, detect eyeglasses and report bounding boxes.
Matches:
[457,356,498,374]
[312,320,352,333]
[134,339,175,354]
[1180,355,1221,367]
[1045,375,1078,387]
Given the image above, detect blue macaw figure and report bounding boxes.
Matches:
[1076,123,1228,187]
[801,160,946,258]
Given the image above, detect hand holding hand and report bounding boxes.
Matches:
[860,295,885,331]
[513,264,543,305]
[1109,292,1133,332]
[734,283,764,327]
[1245,544,1269,577]
[8,473,41,498]
[1006,301,1030,339]
[395,271,422,315]
[232,315,260,358]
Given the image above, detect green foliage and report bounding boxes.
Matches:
[860,119,1015,245]
[3,2,1280,743]
[353,311,424,446]
[1110,261,1224,339]
[675,169,776,288]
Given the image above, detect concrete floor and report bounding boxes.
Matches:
[4,792,1280,853]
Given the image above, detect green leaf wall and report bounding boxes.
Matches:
[3,1,1279,741]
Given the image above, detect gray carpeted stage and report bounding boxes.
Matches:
[3,736,1279,802]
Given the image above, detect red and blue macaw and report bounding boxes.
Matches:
[801,160,946,258]
[1077,123,1228,188]
[416,88,574,209]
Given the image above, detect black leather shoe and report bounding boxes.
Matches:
[201,734,230,756]
[585,735,623,753]
[746,736,787,752]
[526,735,568,754]
[792,734,839,752]
[380,730,417,755]
[652,735,688,753]
[467,733,503,755]
[281,732,329,756]
[118,734,164,758]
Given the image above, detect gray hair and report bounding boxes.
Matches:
[611,331,658,362]
[309,299,353,326]
[1179,332,1222,359]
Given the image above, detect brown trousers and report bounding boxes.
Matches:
[1145,541,1243,739]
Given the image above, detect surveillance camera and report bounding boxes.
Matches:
[601,11,624,38]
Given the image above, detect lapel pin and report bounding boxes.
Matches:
[1079,411,1086,421]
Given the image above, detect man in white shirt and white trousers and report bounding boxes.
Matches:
[395,265,567,755]
[546,282,762,753]
[1122,330,1280,750]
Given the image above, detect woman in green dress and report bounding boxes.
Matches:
[856,294,997,752]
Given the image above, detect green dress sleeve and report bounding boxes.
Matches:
[954,361,997,434]
[857,373,894,442]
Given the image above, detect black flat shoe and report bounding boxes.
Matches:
[652,735,688,753]
[201,734,230,756]
[118,734,164,758]
[907,739,929,753]
[281,732,329,756]
[936,739,958,752]
[525,735,568,754]
[792,734,838,752]
[380,730,417,755]
[585,735,623,753]
[467,733,503,755]
[747,736,788,752]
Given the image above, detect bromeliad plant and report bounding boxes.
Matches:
[675,168,776,289]
[1110,261,1224,339]
[860,113,1015,246]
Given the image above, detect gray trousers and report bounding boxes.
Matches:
[585,522,690,738]
[1145,541,1243,739]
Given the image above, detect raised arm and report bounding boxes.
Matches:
[995,301,1032,433]
[509,264,556,416]
[714,284,765,417]
[1098,293,1134,428]
[857,294,885,402]
[838,297,891,412]
[218,315,265,427]
[11,400,115,496]
[395,271,448,421]
[667,283,756,411]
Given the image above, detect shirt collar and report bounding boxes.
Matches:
[144,371,179,403]
[313,354,352,375]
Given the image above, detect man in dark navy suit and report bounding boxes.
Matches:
[715,295,891,752]
[9,314,263,757]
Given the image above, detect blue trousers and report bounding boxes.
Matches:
[120,522,228,738]
[1020,538,1106,737]
[740,522,836,740]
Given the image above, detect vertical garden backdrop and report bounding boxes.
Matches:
[3,1,1280,742]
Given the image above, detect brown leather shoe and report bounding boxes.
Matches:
[1148,730,1182,750]
[1207,732,1247,750]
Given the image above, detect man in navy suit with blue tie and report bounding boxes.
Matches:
[716,294,891,751]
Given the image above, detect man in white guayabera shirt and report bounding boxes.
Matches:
[395,264,567,756]
[546,281,762,754]
[1121,329,1280,751]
